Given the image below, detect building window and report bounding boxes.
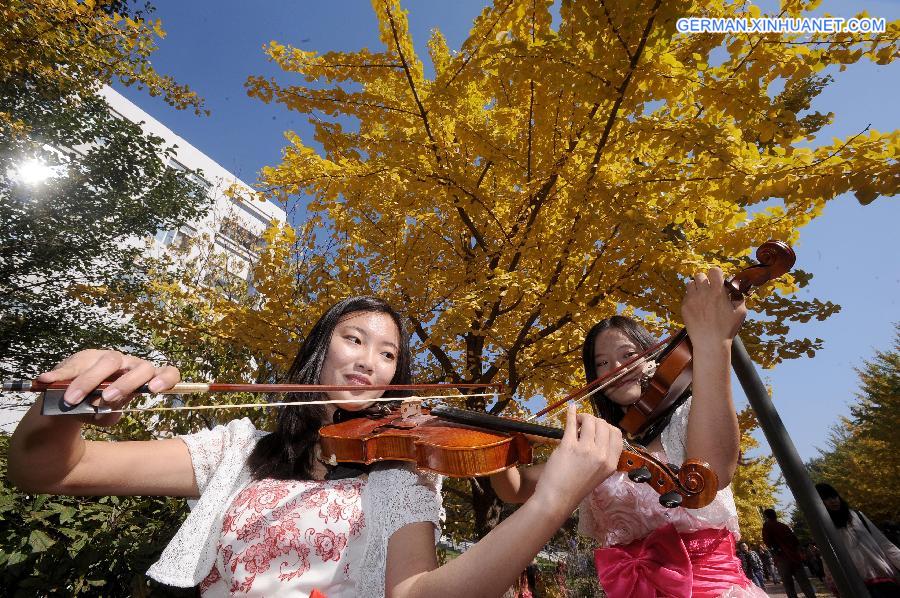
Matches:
[156,225,196,250]
[218,216,262,254]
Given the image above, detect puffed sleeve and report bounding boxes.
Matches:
[661,397,741,534]
[149,418,261,587]
[353,463,444,597]
[179,418,259,495]
[860,511,900,571]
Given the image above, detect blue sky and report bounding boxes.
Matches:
[113,1,899,509]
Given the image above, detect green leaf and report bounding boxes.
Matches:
[28,529,55,553]
[28,509,56,522]
[6,550,29,566]
[58,526,84,539]
[58,505,77,524]
[68,535,88,557]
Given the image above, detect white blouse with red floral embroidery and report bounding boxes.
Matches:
[199,476,367,596]
[146,418,443,597]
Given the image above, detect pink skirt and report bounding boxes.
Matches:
[594,524,769,598]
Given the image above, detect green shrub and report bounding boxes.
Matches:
[0,434,192,596]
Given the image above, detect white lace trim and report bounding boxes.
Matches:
[147,418,444,596]
[353,464,444,597]
[148,418,261,587]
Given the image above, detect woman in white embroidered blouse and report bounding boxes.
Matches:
[491,268,770,598]
[9,295,625,598]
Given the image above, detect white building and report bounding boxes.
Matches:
[0,88,287,432]
[100,87,286,284]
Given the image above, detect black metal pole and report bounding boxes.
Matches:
[731,335,868,598]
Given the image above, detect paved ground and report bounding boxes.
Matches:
[758,577,835,598]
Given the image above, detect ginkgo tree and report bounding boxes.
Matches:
[141,0,898,535]
[731,407,779,545]
[1,0,204,130]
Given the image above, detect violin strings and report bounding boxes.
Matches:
[51,392,498,415]
[622,438,642,452]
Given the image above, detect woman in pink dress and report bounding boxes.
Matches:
[9,296,624,597]
[492,268,769,598]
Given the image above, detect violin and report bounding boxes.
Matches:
[534,240,796,437]
[618,240,795,435]
[318,400,718,509]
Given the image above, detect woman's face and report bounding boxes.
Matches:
[593,328,644,406]
[823,496,841,511]
[319,311,401,412]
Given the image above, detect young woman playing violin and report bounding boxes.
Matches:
[491,268,769,598]
[8,296,624,598]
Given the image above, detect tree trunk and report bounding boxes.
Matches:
[471,477,503,539]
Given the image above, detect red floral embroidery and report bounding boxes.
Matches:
[303,488,330,509]
[202,478,365,595]
[326,500,344,522]
[248,481,290,510]
[306,528,348,562]
[277,542,310,582]
[265,518,301,548]
[348,507,365,538]
[235,516,264,543]
[199,565,222,592]
[241,540,277,575]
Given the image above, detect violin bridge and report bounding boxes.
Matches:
[639,361,659,390]
[399,399,423,419]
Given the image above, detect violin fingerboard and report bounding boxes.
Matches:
[430,406,563,440]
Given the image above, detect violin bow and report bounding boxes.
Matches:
[528,335,673,423]
[1,380,503,417]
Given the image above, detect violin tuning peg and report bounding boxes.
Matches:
[659,491,683,509]
[628,467,652,484]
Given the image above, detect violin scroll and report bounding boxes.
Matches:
[617,447,719,509]
[726,240,796,299]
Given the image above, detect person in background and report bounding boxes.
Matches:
[758,544,779,583]
[757,544,781,583]
[737,542,766,589]
[806,543,825,581]
[762,508,817,598]
[815,483,900,598]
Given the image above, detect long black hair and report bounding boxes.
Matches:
[815,482,852,528]
[247,296,411,480]
[581,315,688,445]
